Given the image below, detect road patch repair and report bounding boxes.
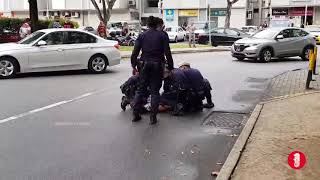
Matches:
[216,91,320,180]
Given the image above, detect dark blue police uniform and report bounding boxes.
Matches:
[131,29,174,116]
[161,68,190,108]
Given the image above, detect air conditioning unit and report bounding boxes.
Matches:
[72,12,80,18]
[128,0,136,6]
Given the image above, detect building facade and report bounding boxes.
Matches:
[0,0,161,28]
[247,0,320,27]
[162,0,247,28]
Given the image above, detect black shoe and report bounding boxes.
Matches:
[203,103,214,109]
[150,114,158,125]
[132,112,142,122]
[121,96,128,111]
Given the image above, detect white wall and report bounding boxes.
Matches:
[0,0,4,11]
[52,0,65,9]
[230,8,246,28]
[163,0,246,10]
[272,0,289,7]
[217,8,246,28]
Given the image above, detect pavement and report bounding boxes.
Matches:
[216,67,320,180]
[0,52,313,180]
[120,46,231,58]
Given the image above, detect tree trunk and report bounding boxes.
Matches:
[90,0,117,27]
[224,1,232,28]
[29,0,39,32]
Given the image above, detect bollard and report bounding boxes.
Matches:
[306,49,314,89]
[313,47,318,75]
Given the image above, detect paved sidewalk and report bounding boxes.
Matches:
[121,46,230,58]
[263,69,320,100]
[231,92,320,180]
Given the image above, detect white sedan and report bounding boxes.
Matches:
[0,28,121,79]
[165,26,186,42]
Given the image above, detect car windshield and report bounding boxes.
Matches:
[19,31,45,44]
[253,29,279,39]
[305,28,320,33]
[194,23,208,30]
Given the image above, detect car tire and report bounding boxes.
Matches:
[212,41,218,47]
[259,48,273,63]
[301,46,313,61]
[129,41,134,46]
[175,36,178,43]
[88,55,108,74]
[0,57,18,79]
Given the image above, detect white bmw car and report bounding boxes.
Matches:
[0,28,121,79]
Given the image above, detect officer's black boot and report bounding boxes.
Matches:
[121,96,127,111]
[203,93,215,109]
[132,111,142,122]
[150,113,158,125]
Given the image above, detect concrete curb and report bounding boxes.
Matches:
[216,91,320,180]
[121,47,231,59]
[216,104,263,180]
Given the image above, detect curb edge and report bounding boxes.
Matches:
[216,104,263,180]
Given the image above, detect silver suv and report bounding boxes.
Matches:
[231,27,316,62]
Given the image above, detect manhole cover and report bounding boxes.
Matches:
[204,112,247,129]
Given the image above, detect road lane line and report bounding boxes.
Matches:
[0,90,103,125]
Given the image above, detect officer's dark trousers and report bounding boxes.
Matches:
[133,61,163,114]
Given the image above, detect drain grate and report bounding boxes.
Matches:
[204,112,247,129]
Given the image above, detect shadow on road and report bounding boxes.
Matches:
[234,57,303,63]
[15,70,118,79]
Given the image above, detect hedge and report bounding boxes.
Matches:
[0,17,79,31]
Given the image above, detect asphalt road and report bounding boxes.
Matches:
[0,52,308,180]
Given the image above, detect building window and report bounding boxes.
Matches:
[148,0,159,7]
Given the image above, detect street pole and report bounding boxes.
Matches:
[139,0,142,33]
[207,1,212,45]
[304,3,308,26]
[46,0,49,19]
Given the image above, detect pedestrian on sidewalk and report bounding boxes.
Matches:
[51,16,62,28]
[19,18,31,39]
[186,22,196,48]
[131,16,174,125]
[63,15,74,29]
[97,21,107,38]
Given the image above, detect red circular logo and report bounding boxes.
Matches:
[288,151,306,169]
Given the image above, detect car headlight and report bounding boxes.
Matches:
[248,43,260,47]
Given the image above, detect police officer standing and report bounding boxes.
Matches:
[131,16,174,125]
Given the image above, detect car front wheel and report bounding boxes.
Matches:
[0,58,18,79]
[260,48,272,63]
[88,55,108,73]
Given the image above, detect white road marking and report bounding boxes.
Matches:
[0,90,103,125]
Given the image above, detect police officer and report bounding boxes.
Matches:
[131,16,174,125]
[179,62,214,109]
[159,67,190,114]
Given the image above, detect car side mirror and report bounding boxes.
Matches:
[36,40,47,46]
[276,35,284,40]
[237,32,241,36]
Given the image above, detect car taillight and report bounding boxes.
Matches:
[114,44,120,49]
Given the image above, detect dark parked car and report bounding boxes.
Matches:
[198,28,249,46]
[0,28,20,43]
